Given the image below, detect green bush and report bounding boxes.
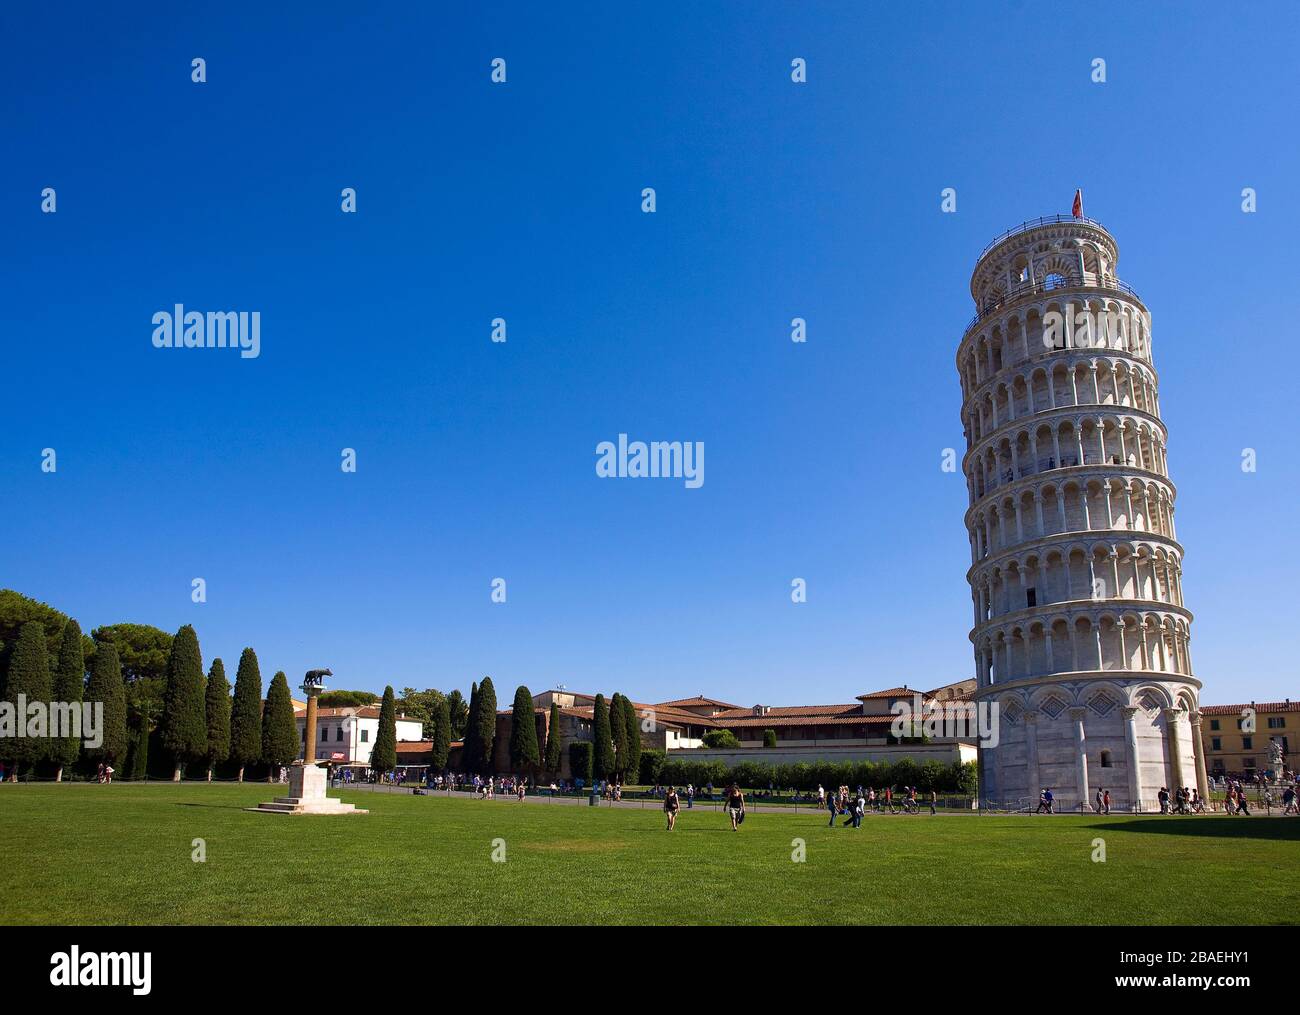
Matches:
[762,729,777,748]
[569,741,593,784]
[638,749,665,785]
[702,729,740,749]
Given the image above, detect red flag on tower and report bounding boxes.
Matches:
[1071,189,1084,219]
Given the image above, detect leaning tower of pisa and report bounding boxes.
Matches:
[957,214,1209,812]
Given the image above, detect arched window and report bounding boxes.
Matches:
[1044,272,1067,291]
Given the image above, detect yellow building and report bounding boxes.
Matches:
[1199,700,1295,779]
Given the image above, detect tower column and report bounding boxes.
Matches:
[1164,706,1187,791]
[1122,706,1143,811]
[1024,712,1041,804]
[1069,707,1090,811]
[1189,710,1210,802]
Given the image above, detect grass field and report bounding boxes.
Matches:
[1,784,1296,925]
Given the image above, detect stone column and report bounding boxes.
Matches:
[1189,709,1210,801]
[1070,707,1090,810]
[1024,711,1041,805]
[1164,707,1186,792]
[1122,706,1142,811]
[303,692,319,763]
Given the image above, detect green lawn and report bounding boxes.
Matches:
[1,783,1295,925]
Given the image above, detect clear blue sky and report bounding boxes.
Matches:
[4,2,1297,706]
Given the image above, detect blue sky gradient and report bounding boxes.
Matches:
[4,2,1298,705]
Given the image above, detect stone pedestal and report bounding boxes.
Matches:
[249,762,367,815]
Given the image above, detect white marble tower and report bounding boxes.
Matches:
[956,214,1209,811]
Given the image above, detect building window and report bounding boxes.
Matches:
[361,729,369,743]
[1243,757,1256,770]
[1242,736,1252,750]
[1026,588,1037,608]
[1210,719,1220,731]
[1211,737,1221,751]
[1099,749,1113,768]
[321,727,329,741]
[1267,717,1286,729]
[337,727,344,742]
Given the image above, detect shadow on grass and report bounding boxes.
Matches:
[174,802,255,811]
[1089,817,1300,841]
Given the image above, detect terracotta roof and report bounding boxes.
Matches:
[558,704,719,729]
[714,703,862,720]
[1200,702,1298,715]
[655,695,741,710]
[856,687,920,700]
[722,714,900,729]
[395,741,432,755]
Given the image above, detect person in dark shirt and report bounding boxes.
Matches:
[726,784,746,831]
[664,786,680,831]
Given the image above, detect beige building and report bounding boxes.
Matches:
[1199,701,1295,779]
[959,213,1206,811]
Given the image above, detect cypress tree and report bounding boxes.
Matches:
[2,622,52,779]
[543,700,563,775]
[85,641,128,768]
[446,688,468,740]
[52,619,85,781]
[371,685,398,779]
[160,624,207,781]
[128,719,149,780]
[461,681,480,772]
[430,694,451,772]
[203,658,231,781]
[609,692,628,780]
[261,671,299,779]
[591,692,614,780]
[228,647,263,781]
[622,694,642,785]
[475,677,498,775]
[508,685,540,775]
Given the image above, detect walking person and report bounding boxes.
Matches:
[929,788,938,815]
[664,785,680,830]
[1102,788,1111,814]
[726,783,746,831]
[826,787,838,827]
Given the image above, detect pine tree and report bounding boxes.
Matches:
[203,658,231,781]
[591,692,614,780]
[508,685,540,776]
[475,677,498,775]
[228,647,263,782]
[543,700,563,775]
[610,692,629,780]
[622,694,642,785]
[2,622,53,779]
[261,671,299,779]
[371,685,398,778]
[85,640,128,768]
[430,694,451,772]
[461,681,480,772]
[159,624,207,781]
[51,619,85,781]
